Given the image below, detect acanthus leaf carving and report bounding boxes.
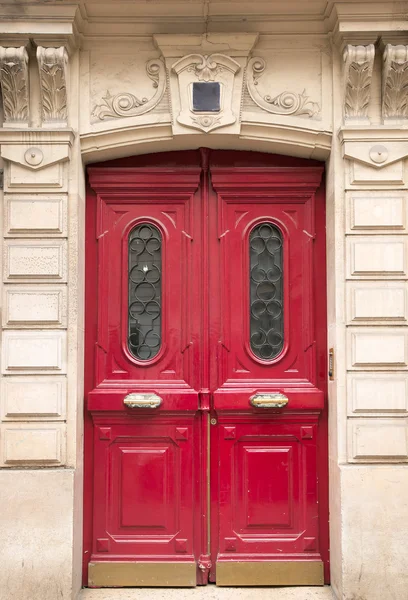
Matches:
[37,46,68,125]
[382,44,408,120]
[92,58,166,121]
[343,44,375,121]
[0,46,29,126]
[246,57,320,118]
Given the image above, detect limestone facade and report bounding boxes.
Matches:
[0,1,407,599]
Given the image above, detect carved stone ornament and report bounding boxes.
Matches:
[0,46,29,127]
[343,44,375,121]
[37,46,68,126]
[246,57,320,117]
[172,54,241,133]
[92,58,166,121]
[382,44,408,120]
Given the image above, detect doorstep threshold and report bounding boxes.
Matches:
[79,585,335,600]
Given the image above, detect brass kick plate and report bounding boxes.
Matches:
[216,560,324,586]
[88,562,196,587]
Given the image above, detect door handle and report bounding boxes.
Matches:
[250,393,289,409]
[123,393,162,409]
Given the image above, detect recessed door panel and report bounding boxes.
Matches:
[84,151,328,588]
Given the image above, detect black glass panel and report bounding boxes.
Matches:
[192,82,221,112]
[249,223,283,360]
[128,224,162,360]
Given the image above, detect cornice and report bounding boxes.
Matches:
[0,128,75,145]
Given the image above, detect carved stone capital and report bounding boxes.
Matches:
[382,44,408,121]
[343,44,375,122]
[246,57,320,118]
[37,46,68,127]
[0,47,29,127]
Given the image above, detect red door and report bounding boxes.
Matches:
[83,150,328,588]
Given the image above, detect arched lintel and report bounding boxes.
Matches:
[80,121,332,164]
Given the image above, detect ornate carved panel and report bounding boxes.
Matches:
[246,57,320,117]
[382,44,408,121]
[92,58,166,121]
[343,44,375,122]
[171,54,241,132]
[37,46,68,126]
[0,46,29,127]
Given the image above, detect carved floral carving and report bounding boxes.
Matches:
[382,44,408,120]
[172,53,241,133]
[246,57,320,117]
[92,58,166,120]
[0,46,29,125]
[343,44,375,121]
[37,46,68,125]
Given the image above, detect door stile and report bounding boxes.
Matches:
[197,148,212,583]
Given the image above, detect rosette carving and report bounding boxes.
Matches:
[246,57,320,117]
[343,44,375,121]
[0,46,29,125]
[37,46,68,125]
[92,58,166,120]
[382,44,408,120]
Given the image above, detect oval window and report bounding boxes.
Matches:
[128,224,162,360]
[249,223,283,360]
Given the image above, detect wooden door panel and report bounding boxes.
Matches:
[217,415,320,560]
[84,153,328,587]
[92,416,196,560]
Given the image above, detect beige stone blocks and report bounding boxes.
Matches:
[0,131,71,468]
[346,236,408,278]
[4,194,67,236]
[347,373,408,415]
[0,423,66,466]
[4,239,68,282]
[346,191,407,233]
[1,330,67,374]
[343,131,408,463]
[1,376,66,420]
[348,419,408,461]
[347,281,408,324]
[3,285,67,327]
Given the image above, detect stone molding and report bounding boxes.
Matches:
[91,58,166,121]
[343,44,375,123]
[382,44,408,121]
[246,57,320,118]
[0,46,29,127]
[37,46,69,127]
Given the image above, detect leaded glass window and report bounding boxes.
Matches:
[249,223,283,360]
[128,224,162,360]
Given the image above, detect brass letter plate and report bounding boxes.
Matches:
[250,392,289,409]
[123,393,162,409]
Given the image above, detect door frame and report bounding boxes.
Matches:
[82,149,329,586]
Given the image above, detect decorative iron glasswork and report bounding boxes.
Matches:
[249,223,283,360]
[128,224,162,360]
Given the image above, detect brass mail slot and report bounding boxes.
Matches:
[250,392,289,409]
[123,393,162,409]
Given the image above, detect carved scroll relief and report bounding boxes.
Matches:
[171,54,241,133]
[0,47,29,127]
[37,46,68,126]
[343,44,375,122]
[246,57,320,118]
[382,44,408,121]
[92,58,166,121]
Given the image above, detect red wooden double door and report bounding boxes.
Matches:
[84,150,328,588]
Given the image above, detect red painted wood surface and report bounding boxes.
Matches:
[83,150,329,586]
